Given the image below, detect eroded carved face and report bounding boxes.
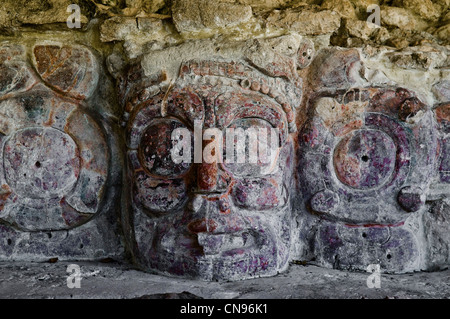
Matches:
[126,71,295,280]
[297,87,438,272]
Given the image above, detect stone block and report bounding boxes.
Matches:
[266,8,341,35]
[172,0,253,33]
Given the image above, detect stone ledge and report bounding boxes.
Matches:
[0,260,449,299]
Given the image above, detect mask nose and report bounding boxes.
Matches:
[196,134,220,192]
[197,162,218,192]
[195,136,232,194]
[187,167,234,234]
[195,161,233,195]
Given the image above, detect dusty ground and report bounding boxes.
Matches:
[0,260,449,299]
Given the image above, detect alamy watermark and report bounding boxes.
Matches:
[170,120,280,166]
[367,4,381,26]
[366,264,381,289]
[67,4,81,29]
[66,264,82,288]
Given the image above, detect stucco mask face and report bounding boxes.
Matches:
[298,87,438,272]
[124,60,296,281]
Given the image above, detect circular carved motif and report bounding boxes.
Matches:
[4,127,80,199]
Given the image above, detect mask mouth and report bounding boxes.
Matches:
[197,230,258,256]
[145,204,289,280]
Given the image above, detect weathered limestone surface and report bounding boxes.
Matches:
[321,0,358,19]
[266,8,341,35]
[172,0,253,33]
[0,0,91,28]
[380,6,428,31]
[0,0,448,285]
[397,0,441,22]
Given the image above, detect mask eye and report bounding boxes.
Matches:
[138,118,192,178]
[333,129,397,190]
[222,118,280,177]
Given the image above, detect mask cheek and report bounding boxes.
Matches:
[133,171,187,215]
[232,178,286,210]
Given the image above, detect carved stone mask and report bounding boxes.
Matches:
[298,86,438,272]
[122,54,302,280]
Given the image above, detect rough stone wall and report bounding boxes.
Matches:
[0,0,448,280]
